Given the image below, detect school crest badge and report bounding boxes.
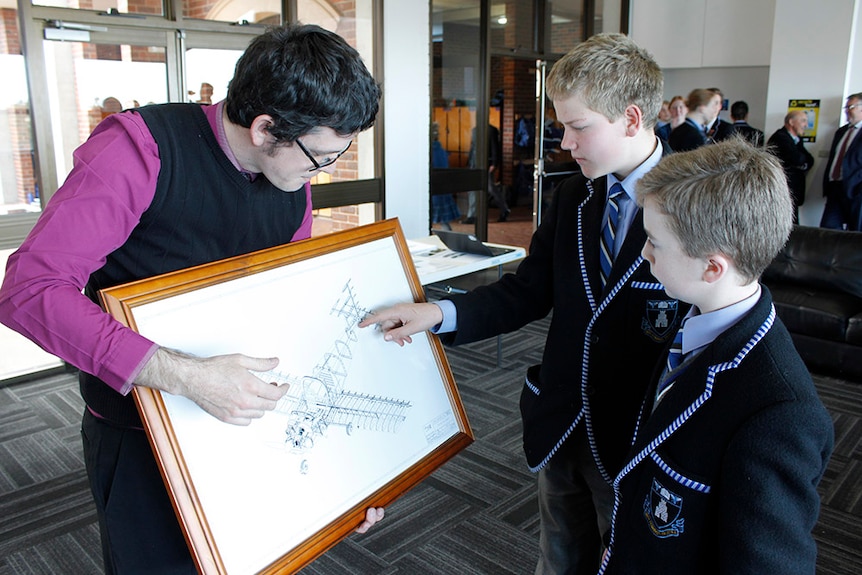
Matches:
[642,299,678,342]
[643,478,685,538]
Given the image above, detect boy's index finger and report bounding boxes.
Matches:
[358,313,380,328]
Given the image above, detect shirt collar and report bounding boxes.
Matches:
[685,117,706,133]
[680,285,761,355]
[607,138,663,203]
[204,100,258,181]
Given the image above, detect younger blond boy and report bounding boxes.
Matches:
[599,138,834,574]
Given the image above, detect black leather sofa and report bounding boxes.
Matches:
[762,225,862,380]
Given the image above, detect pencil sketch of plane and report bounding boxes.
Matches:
[260,279,412,473]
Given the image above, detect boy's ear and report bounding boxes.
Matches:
[249,114,275,146]
[702,254,729,284]
[624,104,644,137]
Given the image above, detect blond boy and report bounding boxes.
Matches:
[362,34,683,574]
[599,138,833,574]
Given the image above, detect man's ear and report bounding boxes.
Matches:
[249,114,274,147]
[702,253,729,284]
[624,104,644,137]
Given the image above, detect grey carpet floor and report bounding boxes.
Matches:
[1,314,860,574]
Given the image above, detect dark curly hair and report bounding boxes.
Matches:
[226,23,380,143]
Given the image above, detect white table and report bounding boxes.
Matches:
[409,235,526,365]
[408,235,526,286]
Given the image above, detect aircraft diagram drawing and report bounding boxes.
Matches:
[257,279,412,472]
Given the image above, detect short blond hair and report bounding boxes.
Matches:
[546,33,663,129]
[636,137,793,283]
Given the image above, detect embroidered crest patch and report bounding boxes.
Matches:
[643,478,685,538]
[642,299,678,342]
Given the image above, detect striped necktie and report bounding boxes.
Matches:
[600,183,626,288]
[666,323,685,373]
[655,322,686,405]
[830,125,856,181]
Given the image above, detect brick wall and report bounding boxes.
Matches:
[184,0,215,18]
[1,8,20,55]
[8,105,35,204]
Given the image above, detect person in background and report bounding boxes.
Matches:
[767,110,814,223]
[196,82,214,104]
[464,124,511,223]
[668,95,687,131]
[704,87,735,142]
[600,138,833,575]
[0,23,383,574]
[730,100,765,147]
[669,89,720,152]
[360,33,684,575]
[656,100,672,142]
[821,92,862,230]
[430,122,461,230]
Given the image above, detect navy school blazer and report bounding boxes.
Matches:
[443,148,686,479]
[600,288,834,575]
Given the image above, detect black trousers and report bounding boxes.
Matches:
[81,410,196,575]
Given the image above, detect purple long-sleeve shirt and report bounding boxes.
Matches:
[0,101,313,395]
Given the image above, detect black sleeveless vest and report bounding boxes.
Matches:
[81,103,307,426]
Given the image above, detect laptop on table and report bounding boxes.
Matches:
[432,230,516,257]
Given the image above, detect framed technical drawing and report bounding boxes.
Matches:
[100,219,473,575]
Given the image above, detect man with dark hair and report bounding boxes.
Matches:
[0,23,382,574]
[767,110,814,223]
[730,100,765,147]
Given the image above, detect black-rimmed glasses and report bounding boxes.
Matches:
[295,138,352,172]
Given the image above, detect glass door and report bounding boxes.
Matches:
[0,7,45,380]
[0,19,174,381]
[430,0,483,235]
[41,32,172,188]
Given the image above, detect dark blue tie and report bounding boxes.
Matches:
[655,322,685,404]
[665,323,685,373]
[600,183,626,287]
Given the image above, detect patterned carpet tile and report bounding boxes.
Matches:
[814,506,862,575]
[0,470,96,555]
[0,431,82,490]
[0,528,102,575]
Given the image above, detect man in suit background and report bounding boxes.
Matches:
[767,110,813,223]
[730,100,765,147]
[821,92,862,230]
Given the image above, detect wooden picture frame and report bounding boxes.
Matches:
[100,219,473,574]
